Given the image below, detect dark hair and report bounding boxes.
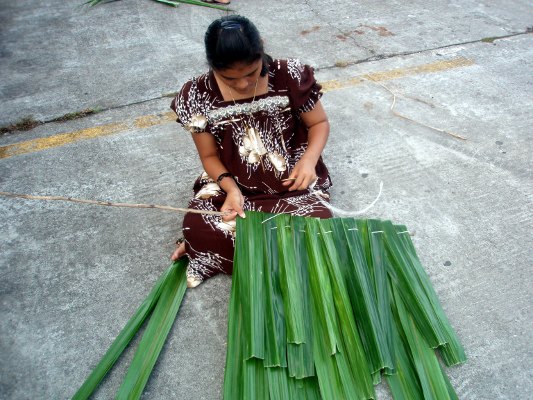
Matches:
[205,15,272,76]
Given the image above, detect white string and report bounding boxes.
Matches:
[312,181,384,217]
[261,181,384,224]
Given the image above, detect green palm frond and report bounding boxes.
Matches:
[85,0,232,12]
[116,259,187,398]
[72,259,188,400]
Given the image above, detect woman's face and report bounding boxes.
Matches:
[214,58,263,96]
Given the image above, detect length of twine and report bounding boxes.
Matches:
[314,181,384,217]
[1,183,383,220]
[364,76,467,141]
[0,191,226,216]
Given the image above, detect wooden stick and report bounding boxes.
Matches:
[0,191,225,216]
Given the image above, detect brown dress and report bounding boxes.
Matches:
[171,59,333,283]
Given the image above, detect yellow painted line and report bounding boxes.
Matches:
[134,111,175,129]
[321,57,474,92]
[0,122,129,159]
[0,57,474,160]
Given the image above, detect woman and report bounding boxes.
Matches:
[170,15,332,287]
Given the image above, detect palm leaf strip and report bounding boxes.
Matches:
[262,216,288,368]
[285,216,315,379]
[116,258,187,398]
[369,219,397,377]
[276,215,306,344]
[239,211,266,361]
[222,245,244,400]
[384,306,425,400]
[390,284,454,399]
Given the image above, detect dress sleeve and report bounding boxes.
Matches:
[285,59,323,114]
[170,78,212,134]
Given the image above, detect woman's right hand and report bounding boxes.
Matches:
[221,188,246,221]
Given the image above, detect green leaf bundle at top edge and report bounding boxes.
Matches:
[85,0,232,11]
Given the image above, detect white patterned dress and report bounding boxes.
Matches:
[171,59,333,283]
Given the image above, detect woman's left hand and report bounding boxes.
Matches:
[282,157,317,191]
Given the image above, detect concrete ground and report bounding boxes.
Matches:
[0,1,531,399]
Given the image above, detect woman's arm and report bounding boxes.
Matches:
[192,132,245,220]
[283,100,330,191]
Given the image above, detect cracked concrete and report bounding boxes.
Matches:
[1,1,532,399]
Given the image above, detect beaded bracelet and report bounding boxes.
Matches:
[216,172,233,184]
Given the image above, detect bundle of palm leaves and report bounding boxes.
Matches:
[225,211,466,399]
[73,211,465,399]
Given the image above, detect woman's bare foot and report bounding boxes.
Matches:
[171,241,203,288]
[170,241,186,261]
[187,276,202,288]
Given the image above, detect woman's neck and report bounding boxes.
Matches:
[215,73,269,102]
